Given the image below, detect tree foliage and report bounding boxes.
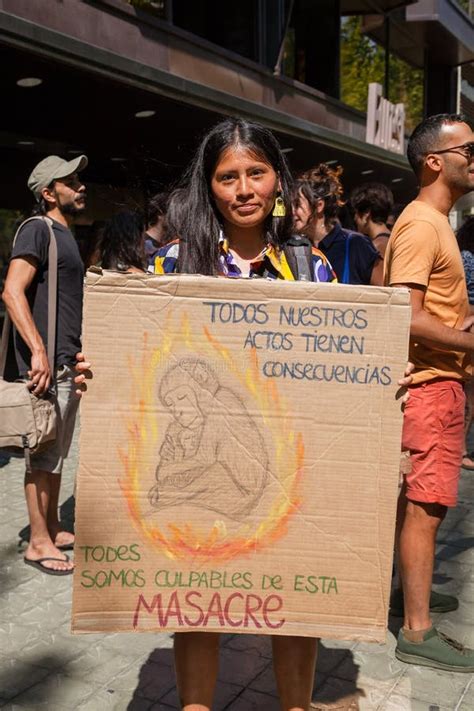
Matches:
[340,17,423,132]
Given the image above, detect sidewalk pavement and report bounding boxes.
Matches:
[0,429,473,711]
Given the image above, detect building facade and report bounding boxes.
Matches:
[0,0,472,227]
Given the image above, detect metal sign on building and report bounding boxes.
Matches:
[366,83,405,155]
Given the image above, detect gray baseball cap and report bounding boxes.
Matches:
[28,154,88,199]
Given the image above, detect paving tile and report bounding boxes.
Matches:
[433,559,474,587]
[1,600,70,631]
[382,693,444,710]
[226,688,279,710]
[223,632,273,659]
[310,698,361,710]
[103,660,175,701]
[436,528,474,548]
[393,666,470,707]
[0,623,43,656]
[457,581,474,604]
[310,675,365,710]
[8,631,97,670]
[457,680,474,711]
[435,544,474,566]
[350,649,405,683]
[76,688,142,710]
[217,646,269,686]
[246,663,278,695]
[61,645,137,683]
[0,587,39,622]
[316,643,355,676]
[319,638,359,651]
[5,672,101,709]
[161,680,242,709]
[143,647,175,668]
[452,515,474,535]
[435,615,474,648]
[0,658,51,700]
[0,560,38,595]
[100,632,173,658]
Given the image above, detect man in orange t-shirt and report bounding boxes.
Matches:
[385,114,474,672]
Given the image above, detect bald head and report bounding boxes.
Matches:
[407,114,471,179]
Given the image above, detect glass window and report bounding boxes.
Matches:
[340,16,423,133]
[125,1,168,19]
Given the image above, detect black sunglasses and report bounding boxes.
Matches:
[431,142,474,159]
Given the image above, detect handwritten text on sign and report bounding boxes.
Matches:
[78,545,338,630]
[203,301,392,386]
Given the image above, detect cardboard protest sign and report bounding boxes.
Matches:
[72,272,410,641]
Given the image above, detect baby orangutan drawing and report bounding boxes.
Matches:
[148,359,269,520]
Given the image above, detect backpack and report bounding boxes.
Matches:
[283,235,314,281]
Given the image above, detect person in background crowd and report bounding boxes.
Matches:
[100,210,147,274]
[385,113,474,671]
[350,182,394,257]
[386,202,405,232]
[2,155,88,575]
[456,215,474,470]
[77,220,105,269]
[293,164,383,285]
[144,192,169,269]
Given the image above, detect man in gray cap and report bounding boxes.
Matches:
[2,155,88,575]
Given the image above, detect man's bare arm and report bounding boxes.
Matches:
[2,257,51,394]
[393,283,474,353]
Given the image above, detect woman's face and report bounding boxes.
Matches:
[210,146,279,231]
[353,210,368,235]
[293,191,312,234]
[163,385,202,428]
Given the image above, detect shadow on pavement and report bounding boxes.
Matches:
[311,643,362,710]
[128,640,363,710]
[127,647,175,709]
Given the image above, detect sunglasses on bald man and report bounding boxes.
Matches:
[430,142,474,159]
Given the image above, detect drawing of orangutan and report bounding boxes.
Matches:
[148,359,269,520]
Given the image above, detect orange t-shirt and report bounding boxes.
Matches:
[384,200,470,384]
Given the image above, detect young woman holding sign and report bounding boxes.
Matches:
[76,118,412,710]
[77,118,333,711]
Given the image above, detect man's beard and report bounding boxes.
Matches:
[59,195,87,217]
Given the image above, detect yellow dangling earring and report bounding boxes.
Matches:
[272,193,286,217]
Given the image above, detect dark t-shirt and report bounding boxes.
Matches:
[319,223,380,285]
[10,218,84,375]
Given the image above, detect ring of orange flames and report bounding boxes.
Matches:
[119,316,303,563]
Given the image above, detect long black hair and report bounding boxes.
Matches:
[171,118,294,275]
[100,210,146,272]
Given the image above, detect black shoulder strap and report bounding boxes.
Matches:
[0,216,58,377]
[283,236,314,281]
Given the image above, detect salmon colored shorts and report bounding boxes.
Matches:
[402,379,465,508]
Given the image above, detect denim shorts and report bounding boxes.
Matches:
[30,364,79,475]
